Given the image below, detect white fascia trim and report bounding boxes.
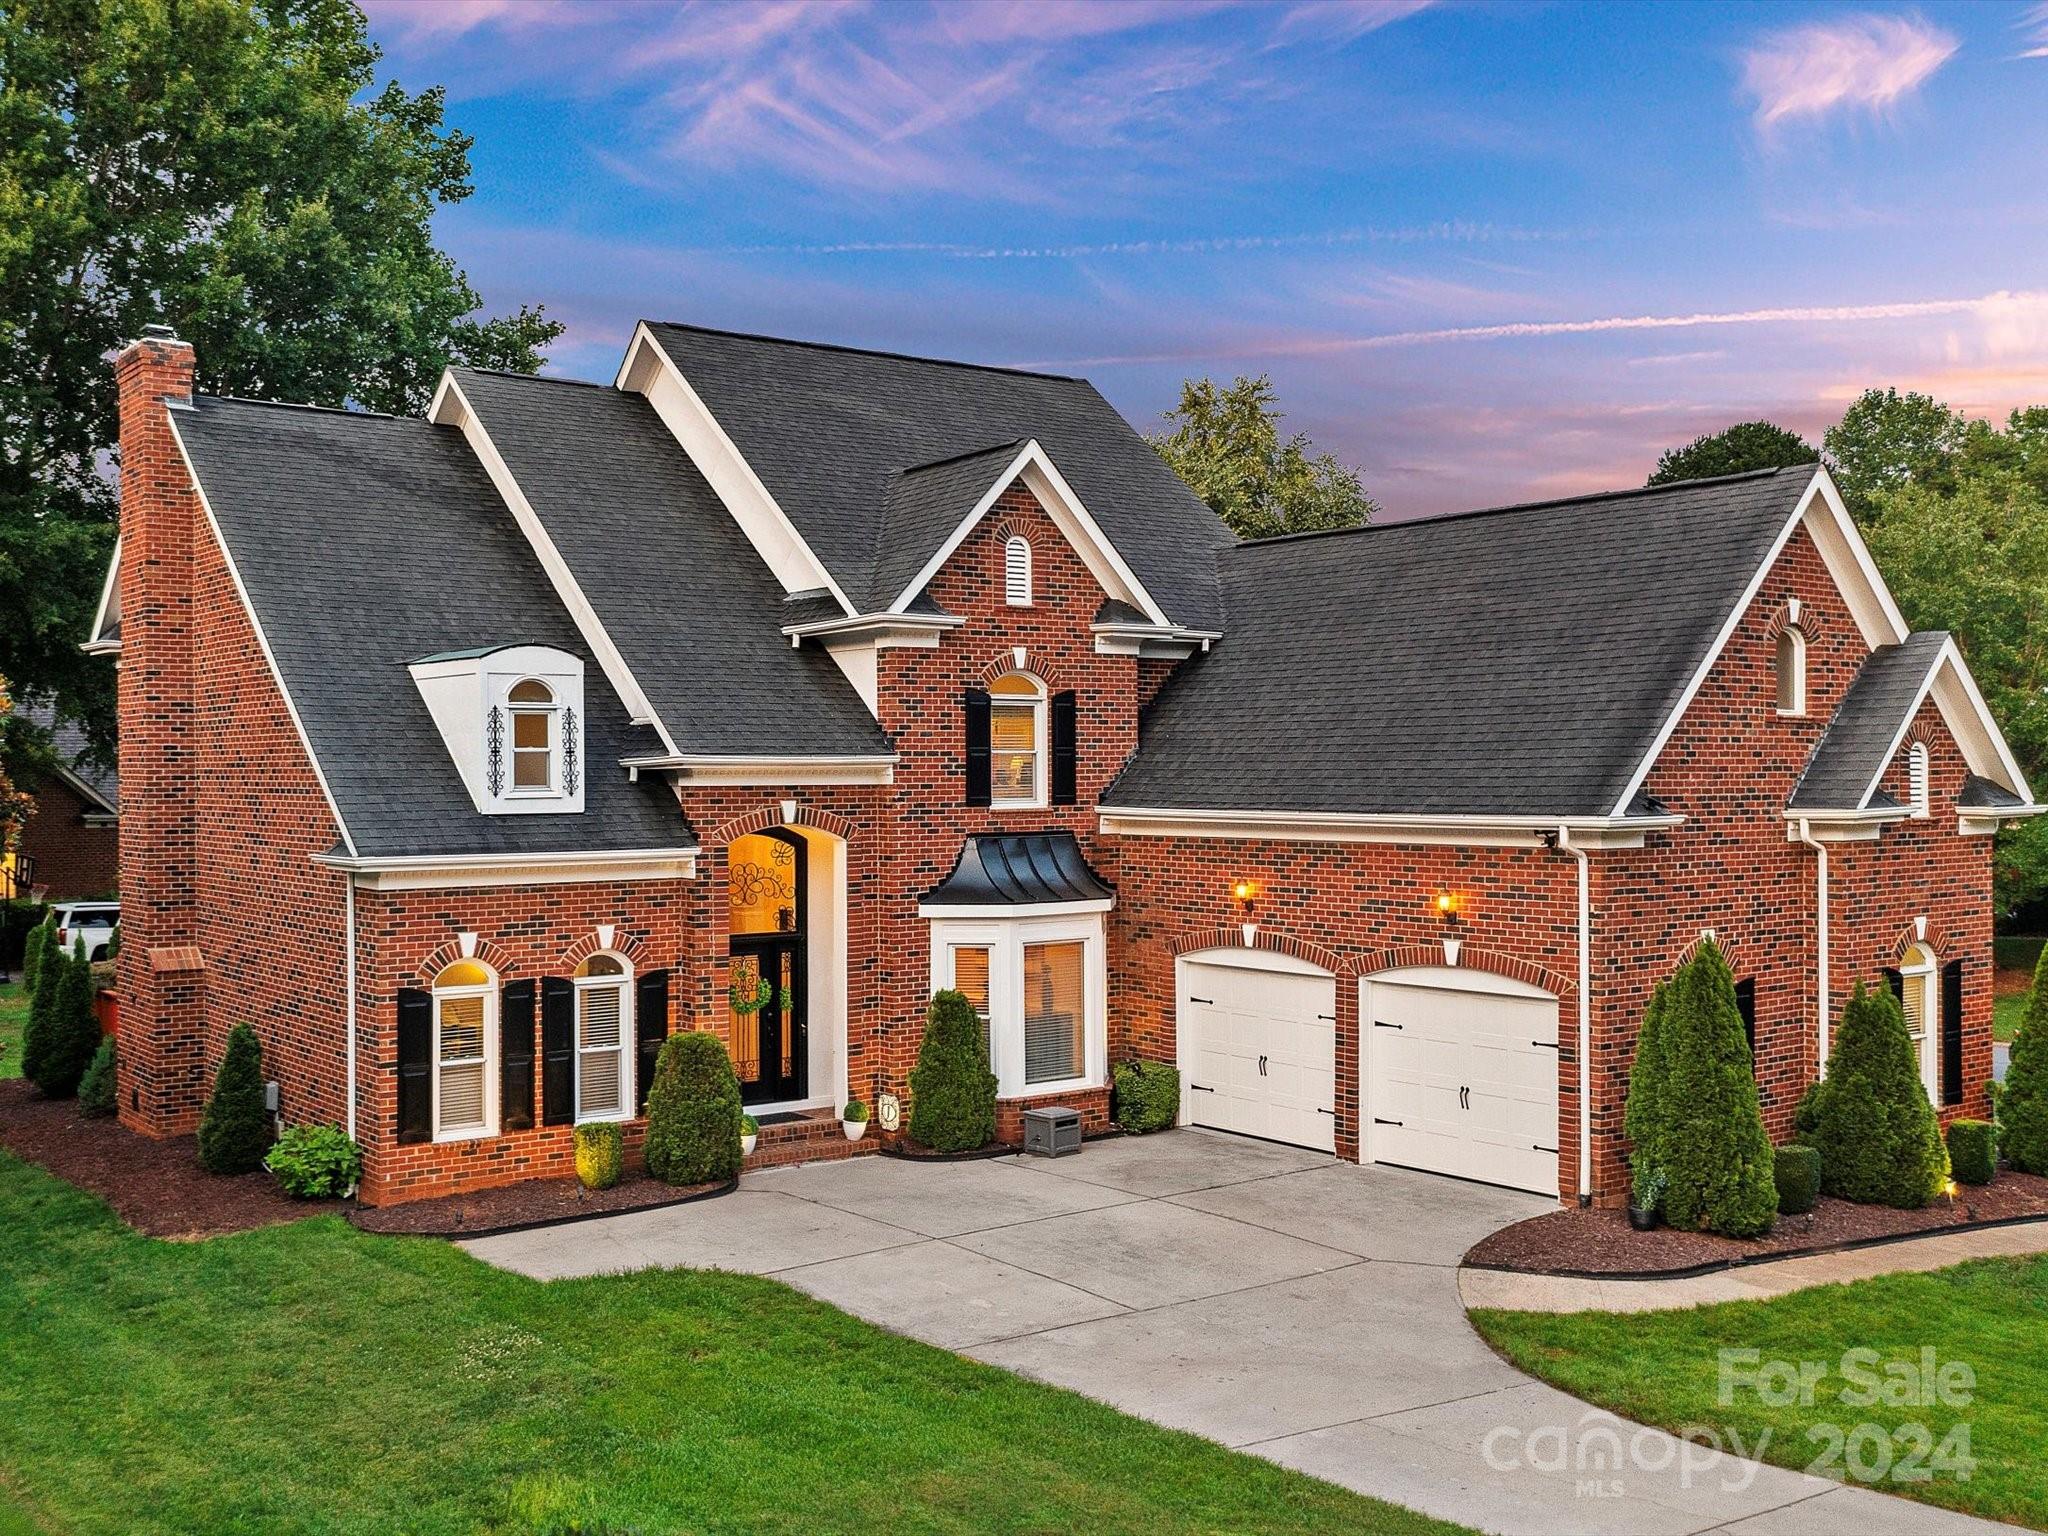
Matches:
[167,409,359,858]
[1781,805,1908,828]
[86,538,121,650]
[46,760,118,818]
[313,846,698,891]
[1100,805,1683,849]
[1608,467,1909,819]
[781,610,964,643]
[1925,643,2035,804]
[428,373,679,755]
[919,898,1115,920]
[619,325,854,613]
[621,752,896,786]
[885,440,1172,627]
[1091,622,1220,659]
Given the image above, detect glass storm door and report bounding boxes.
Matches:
[727,829,808,1106]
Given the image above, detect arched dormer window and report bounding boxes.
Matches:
[508,678,556,792]
[988,672,1046,807]
[1004,536,1033,607]
[1774,628,1806,715]
[1909,742,1931,818]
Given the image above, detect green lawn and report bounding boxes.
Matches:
[1996,988,2026,1044]
[0,1153,1465,1536]
[1474,1256,2048,1529]
[0,980,23,1080]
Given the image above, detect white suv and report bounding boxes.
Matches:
[51,901,120,962]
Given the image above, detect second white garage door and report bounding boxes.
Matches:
[1363,968,1559,1196]
[1180,951,1336,1153]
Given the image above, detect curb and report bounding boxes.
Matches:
[350,1176,740,1243]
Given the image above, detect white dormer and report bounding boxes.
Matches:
[410,644,586,815]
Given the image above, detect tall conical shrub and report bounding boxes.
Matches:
[19,926,66,1088]
[1623,981,1672,1200]
[1807,982,1948,1207]
[643,1030,742,1186]
[35,937,103,1098]
[197,1024,271,1174]
[1660,940,1779,1237]
[78,1036,118,1117]
[2001,946,2048,1173]
[909,989,998,1152]
[22,913,55,998]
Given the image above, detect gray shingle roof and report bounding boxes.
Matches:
[1960,774,2025,809]
[1789,633,1949,811]
[450,370,888,758]
[173,396,691,859]
[918,831,1115,908]
[1104,467,1818,818]
[871,441,1025,609]
[644,324,1235,628]
[21,703,117,813]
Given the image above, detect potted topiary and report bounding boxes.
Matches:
[741,1112,759,1159]
[1627,1163,1665,1231]
[841,1098,870,1142]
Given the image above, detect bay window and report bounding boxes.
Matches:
[932,914,1104,1096]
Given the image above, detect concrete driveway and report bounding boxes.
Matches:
[464,1129,2003,1536]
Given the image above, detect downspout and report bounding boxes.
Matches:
[1557,825,1593,1206]
[1794,818,1830,1070]
[344,875,358,1141]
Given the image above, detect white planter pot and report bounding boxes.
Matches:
[842,1118,869,1142]
[741,1133,758,1158]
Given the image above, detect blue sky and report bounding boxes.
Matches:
[362,0,2048,515]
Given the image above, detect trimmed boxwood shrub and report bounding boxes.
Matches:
[197,1024,271,1174]
[1773,1144,1820,1214]
[77,1036,118,1118]
[1947,1119,1996,1186]
[1112,1059,1180,1134]
[1659,940,1778,1238]
[1806,982,1949,1208]
[574,1122,623,1190]
[265,1124,362,1198]
[908,989,997,1152]
[2000,945,2048,1174]
[1623,981,1673,1203]
[643,1030,741,1186]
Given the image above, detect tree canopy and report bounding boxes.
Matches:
[1823,388,1973,524]
[1150,375,1376,540]
[1646,421,1818,486]
[0,0,560,775]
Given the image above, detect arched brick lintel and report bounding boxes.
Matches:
[705,804,857,848]
[1673,931,1745,978]
[562,928,648,970]
[1168,926,1345,976]
[1348,942,1574,998]
[1891,918,1956,961]
[413,935,516,984]
[973,649,1072,693]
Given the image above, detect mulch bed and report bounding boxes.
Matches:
[1466,1169,2048,1279]
[0,1077,339,1239]
[348,1169,731,1240]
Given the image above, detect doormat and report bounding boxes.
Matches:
[751,1112,809,1126]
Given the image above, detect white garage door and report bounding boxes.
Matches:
[1179,952,1336,1153]
[1363,969,1559,1195]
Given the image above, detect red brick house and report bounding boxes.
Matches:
[7,705,118,902]
[93,322,2039,1207]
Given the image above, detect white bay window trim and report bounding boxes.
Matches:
[929,912,1106,1098]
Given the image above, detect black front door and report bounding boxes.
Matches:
[727,827,808,1106]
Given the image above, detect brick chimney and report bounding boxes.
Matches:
[112,326,207,1136]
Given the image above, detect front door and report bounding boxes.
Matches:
[727,829,808,1106]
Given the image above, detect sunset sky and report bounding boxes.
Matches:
[360,0,2048,516]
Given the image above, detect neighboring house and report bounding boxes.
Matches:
[9,705,118,902]
[93,323,2040,1206]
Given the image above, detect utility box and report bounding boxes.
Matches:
[1021,1105,1082,1158]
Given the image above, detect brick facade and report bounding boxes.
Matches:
[15,771,117,901]
[113,341,2003,1208]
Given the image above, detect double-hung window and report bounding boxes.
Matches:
[988,673,1045,808]
[932,915,1104,1096]
[432,960,496,1140]
[508,678,557,793]
[574,953,633,1121]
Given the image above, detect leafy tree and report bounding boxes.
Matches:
[1824,387,1969,523]
[908,990,998,1152]
[1646,421,1817,486]
[643,1031,742,1186]
[197,1023,270,1174]
[1805,983,1948,1207]
[1658,941,1778,1237]
[1150,376,1376,539]
[0,0,562,768]
[2000,945,2048,1174]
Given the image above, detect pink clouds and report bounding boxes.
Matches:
[1740,13,1957,132]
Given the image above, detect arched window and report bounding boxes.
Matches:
[508,678,555,791]
[989,672,1046,807]
[1004,536,1033,607]
[1774,628,1806,715]
[1897,943,1940,1103]
[432,959,496,1139]
[573,952,633,1121]
[1909,742,1931,818]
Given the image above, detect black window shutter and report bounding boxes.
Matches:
[1050,690,1078,806]
[396,988,432,1145]
[636,969,671,1113]
[1734,978,1757,1073]
[1942,960,1964,1107]
[541,977,575,1127]
[1882,968,1904,1007]
[501,978,536,1132]
[964,688,992,807]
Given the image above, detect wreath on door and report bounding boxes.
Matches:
[729,968,774,1016]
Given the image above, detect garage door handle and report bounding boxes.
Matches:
[1374,1117,1404,1127]
[1317,1013,1336,1022]
[1373,1020,1402,1030]
[1258,1054,1268,1076]
[1191,1083,1215,1093]
[1532,1040,1558,1050]
[1188,996,1214,1005]
[1317,1108,1336,1117]
[1532,1144,1558,1154]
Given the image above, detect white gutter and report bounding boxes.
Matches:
[312,846,699,875]
[1794,817,1831,1069]
[1557,824,1593,1206]
[344,876,358,1141]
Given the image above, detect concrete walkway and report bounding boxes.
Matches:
[463,1130,2005,1536]
[1462,1216,2048,1315]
